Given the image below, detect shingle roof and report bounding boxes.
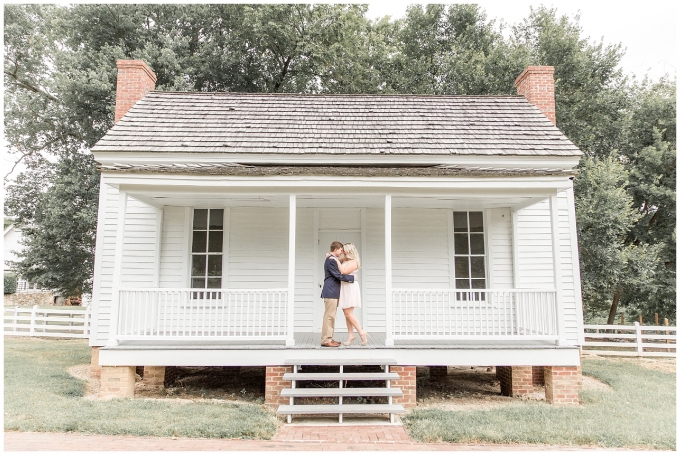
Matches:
[91,92,582,157]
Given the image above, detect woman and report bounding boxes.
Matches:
[333,243,368,346]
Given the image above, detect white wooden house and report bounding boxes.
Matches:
[89,61,584,413]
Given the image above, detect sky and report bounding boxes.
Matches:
[366,0,678,80]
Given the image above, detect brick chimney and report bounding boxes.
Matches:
[114,60,156,124]
[515,66,556,125]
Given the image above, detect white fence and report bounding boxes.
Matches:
[117,288,289,341]
[392,289,558,340]
[4,305,91,338]
[583,323,676,357]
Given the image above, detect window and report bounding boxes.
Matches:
[191,209,224,289]
[453,211,486,290]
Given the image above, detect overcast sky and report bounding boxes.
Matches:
[366,0,678,80]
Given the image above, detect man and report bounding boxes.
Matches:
[320,241,355,347]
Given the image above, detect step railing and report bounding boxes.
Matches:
[117,288,288,340]
[392,288,558,340]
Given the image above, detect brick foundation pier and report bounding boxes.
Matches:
[497,365,581,405]
[391,366,417,408]
[544,366,581,405]
[99,366,136,399]
[141,366,166,389]
[264,366,293,407]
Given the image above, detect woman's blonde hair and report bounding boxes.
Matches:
[343,242,361,268]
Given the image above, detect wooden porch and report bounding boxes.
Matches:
[107,332,560,350]
[98,331,580,368]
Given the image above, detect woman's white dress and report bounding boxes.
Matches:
[339,266,361,309]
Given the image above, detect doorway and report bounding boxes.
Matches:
[316,230,362,333]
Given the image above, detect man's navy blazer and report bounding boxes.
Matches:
[320,255,354,299]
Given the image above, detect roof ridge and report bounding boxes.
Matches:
[146,91,526,99]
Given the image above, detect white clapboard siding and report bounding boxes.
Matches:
[515,200,554,288]
[557,191,580,344]
[228,207,288,289]
[90,182,118,345]
[120,198,158,287]
[486,208,513,288]
[294,208,315,331]
[393,208,450,287]
[364,208,386,331]
[159,207,187,288]
[514,192,580,345]
[91,183,163,345]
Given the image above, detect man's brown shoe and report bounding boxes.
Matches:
[321,340,341,347]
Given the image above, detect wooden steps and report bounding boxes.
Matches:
[276,358,405,424]
[285,358,397,366]
[283,372,400,381]
[281,387,403,398]
[278,404,406,415]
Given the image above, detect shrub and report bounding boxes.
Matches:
[4,272,18,294]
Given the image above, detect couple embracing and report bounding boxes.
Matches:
[320,241,368,347]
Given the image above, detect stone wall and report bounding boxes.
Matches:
[3,291,54,307]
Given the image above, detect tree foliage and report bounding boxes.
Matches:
[3,4,676,320]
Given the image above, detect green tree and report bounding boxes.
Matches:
[511,7,630,157]
[387,4,525,95]
[573,154,655,322]
[5,151,99,296]
[617,80,677,322]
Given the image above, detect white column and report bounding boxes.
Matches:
[511,211,520,288]
[549,193,566,345]
[152,207,163,288]
[107,189,128,347]
[286,194,296,347]
[384,194,394,347]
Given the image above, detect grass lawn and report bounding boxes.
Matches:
[3,337,278,439]
[403,358,676,450]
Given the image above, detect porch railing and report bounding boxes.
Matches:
[117,288,288,341]
[392,289,558,340]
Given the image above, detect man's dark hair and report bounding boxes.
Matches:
[330,241,343,252]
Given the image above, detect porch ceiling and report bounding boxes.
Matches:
[123,191,549,210]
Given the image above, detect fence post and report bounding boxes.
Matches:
[638,314,643,325]
[664,318,670,352]
[634,321,642,356]
[655,313,659,326]
[13,306,19,333]
[30,305,38,335]
[84,306,91,337]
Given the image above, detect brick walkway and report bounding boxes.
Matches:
[4,427,627,451]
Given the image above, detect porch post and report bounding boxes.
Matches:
[385,194,394,347]
[286,194,296,347]
[107,190,128,347]
[511,211,520,288]
[549,194,566,345]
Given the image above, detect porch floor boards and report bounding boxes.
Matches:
[109,332,560,350]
